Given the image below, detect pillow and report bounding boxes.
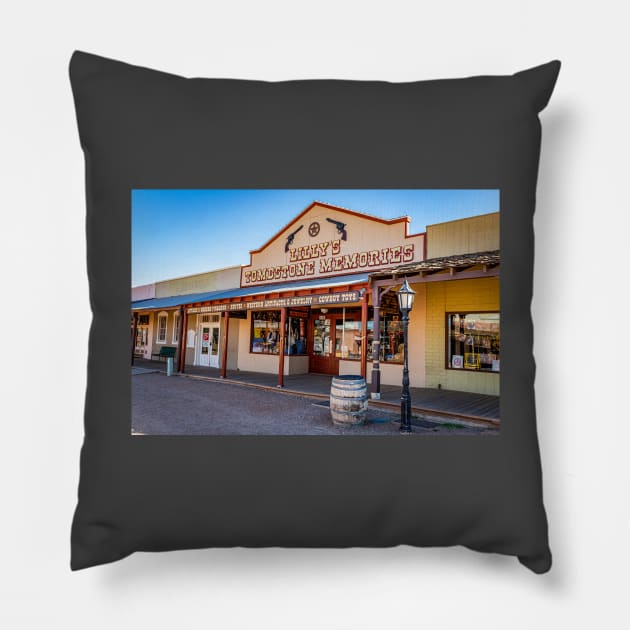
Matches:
[69,51,560,573]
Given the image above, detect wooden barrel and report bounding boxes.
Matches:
[330,375,368,426]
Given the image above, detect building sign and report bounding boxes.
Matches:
[187,291,361,314]
[240,202,425,287]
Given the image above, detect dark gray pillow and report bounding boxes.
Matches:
[70,51,560,573]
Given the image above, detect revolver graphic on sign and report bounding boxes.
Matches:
[326,217,347,241]
[285,225,303,252]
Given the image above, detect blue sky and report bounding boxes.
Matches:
[131,189,499,286]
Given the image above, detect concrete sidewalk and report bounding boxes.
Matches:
[132,372,498,436]
[132,359,500,426]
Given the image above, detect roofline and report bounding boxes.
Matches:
[132,263,243,291]
[425,211,499,229]
[248,201,417,256]
[367,250,500,279]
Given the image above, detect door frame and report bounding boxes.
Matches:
[196,315,221,368]
[309,313,339,375]
[135,313,153,360]
[208,323,220,368]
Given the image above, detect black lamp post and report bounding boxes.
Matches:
[397,277,416,434]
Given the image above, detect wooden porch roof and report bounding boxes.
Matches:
[369,250,500,285]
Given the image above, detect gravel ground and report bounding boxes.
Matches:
[131,372,496,436]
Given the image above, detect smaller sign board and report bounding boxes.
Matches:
[187,290,361,314]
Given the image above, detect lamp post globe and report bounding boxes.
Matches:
[397,277,416,312]
[397,278,415,434]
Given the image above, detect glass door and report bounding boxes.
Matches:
[310,316,338,374]
[335,318,362,361]
[199,324,211,367]
[135,314,152,360]
[209,325,220,368]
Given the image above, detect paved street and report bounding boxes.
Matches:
[132,372,497,436]
[133,358,500,423]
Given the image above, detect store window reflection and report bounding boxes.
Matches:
[447,312,500,371]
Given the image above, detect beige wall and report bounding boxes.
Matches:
[287,355,309,375]
[225,315,240,370]
[367,363,403,388]
[426,212,499,259]
[184,345,196,365]
[132,283,155,301]
[425,277,500,395]
[340,362,413,388]
[184,313,198,365]
[155,265,242,298]
[338,360,361,377]
[237,349,278,374]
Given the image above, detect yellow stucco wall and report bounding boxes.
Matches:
[426,212,499,259]
[425,277,500,395]
[407,283,426,387]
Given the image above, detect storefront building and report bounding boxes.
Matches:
[132,201,500,397]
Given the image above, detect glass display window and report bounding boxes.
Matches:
[286,311,308,355]
[251,310,280,354]
[157,312,168,344]
[366,316,405,364]
[250,310,309,356]
[335,319,362,359]
[447,312,500,372]
[312,317,331,356]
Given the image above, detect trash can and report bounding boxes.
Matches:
[166,356,174,376]
[330,375,368,426]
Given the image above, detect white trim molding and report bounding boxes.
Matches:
[172,311,180,344]
[156,311,168,344]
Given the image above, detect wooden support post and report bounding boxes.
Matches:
[278,307,287,387]
[370,288,381,399]
[360,290,368,379]
[175,305,185,372]
[131,312,138,366]
[221,311,230,379]
[178,307,188,373]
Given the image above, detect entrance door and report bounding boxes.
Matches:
[310,315,339,375]
[135,314,152,360]
[198,322,220,368]
[209,325,220,368]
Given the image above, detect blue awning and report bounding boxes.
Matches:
[132,272,370,311]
